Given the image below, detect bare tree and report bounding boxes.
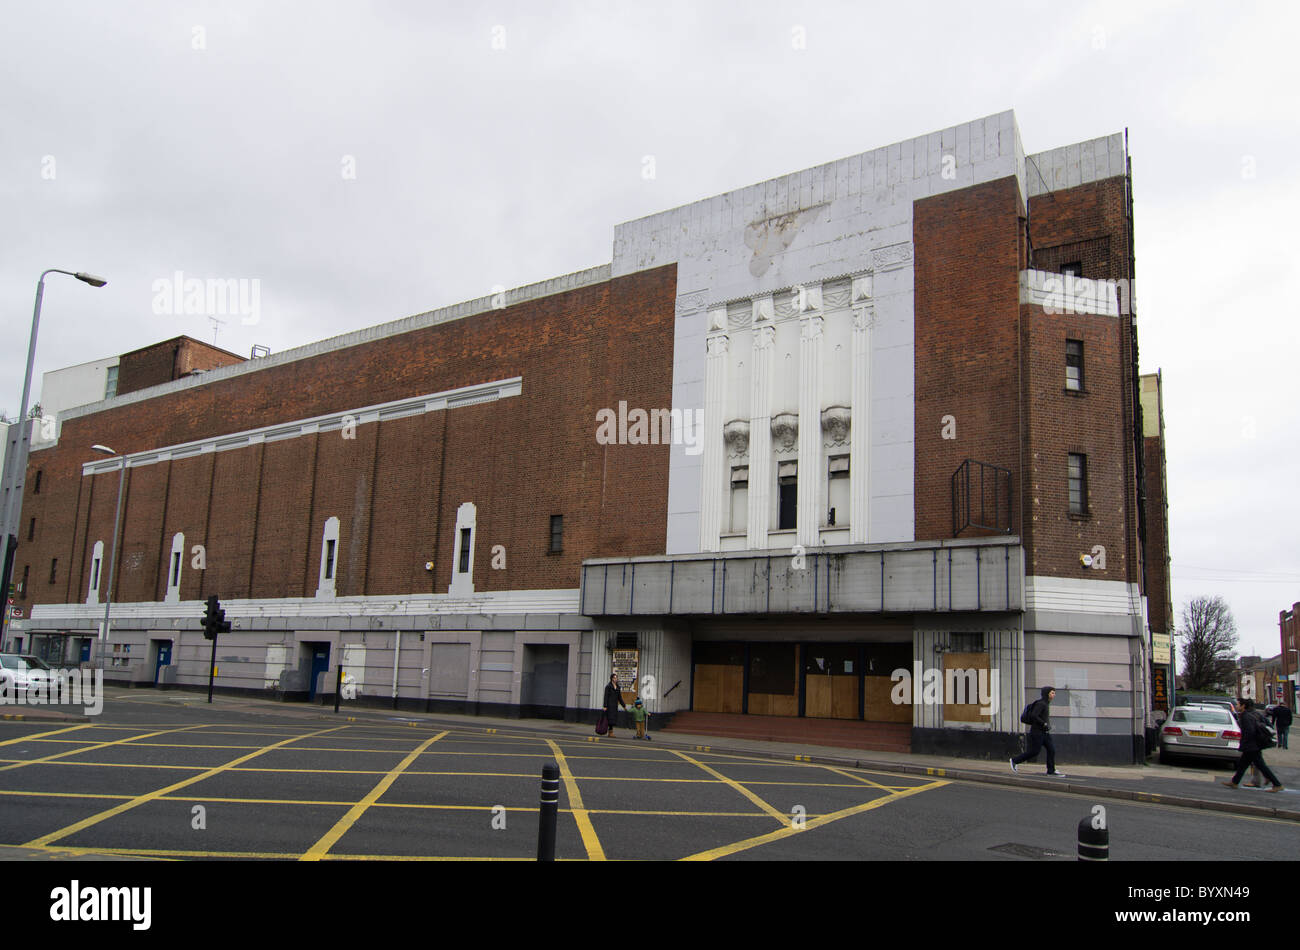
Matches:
[1178,596,1239,692]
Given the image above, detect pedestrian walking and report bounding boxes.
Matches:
[1222,698,1285,793]
[603,673,628,738]
[630,697,650,740]
[1272,703,1292,750]
[1011,686,1066,777]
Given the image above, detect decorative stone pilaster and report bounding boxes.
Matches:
[746,315,776,550]
[797,314,824,548]
[699,318,729,552]
[850,276,873,543]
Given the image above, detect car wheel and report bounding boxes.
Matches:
[1158,747,1174,765]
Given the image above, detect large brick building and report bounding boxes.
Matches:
[10,110,1166,764]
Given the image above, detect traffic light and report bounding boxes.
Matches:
[202,594,231,640]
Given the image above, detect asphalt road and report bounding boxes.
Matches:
[0,696,1293,862]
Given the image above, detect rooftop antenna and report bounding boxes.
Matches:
[208,315,227,346]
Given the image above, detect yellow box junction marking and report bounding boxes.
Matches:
[0,725,209,774]
[0,724,95,747]
[544,738,605,861]
[299,731,448,860]
[23,726,349,848]
[681,778,949,861]
[670,750,788,823]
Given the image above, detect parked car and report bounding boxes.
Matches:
[0,653,52,696]
[1159,705,1242,765]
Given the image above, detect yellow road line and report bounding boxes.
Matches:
[23,726,348,848]
[670,750,788,823]
[299,731,448,861]
[0,725,209,774]
[682,779,948,861]
[0,724,95,747]
[545,738,605,861]
[819,765,909,793]
[0,789,131,801]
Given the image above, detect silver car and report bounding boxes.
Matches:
[0,653,53,696]
[1159,705,1242,764]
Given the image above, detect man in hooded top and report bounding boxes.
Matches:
[1011,685,1067,777]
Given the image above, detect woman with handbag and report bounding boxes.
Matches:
[601,673,628,738]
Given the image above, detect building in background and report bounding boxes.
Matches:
[13,111,1168,763]
[1139,372,1173,713]
[1280,602,1299,709]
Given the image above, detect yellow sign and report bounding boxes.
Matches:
[1152,633,1171,665]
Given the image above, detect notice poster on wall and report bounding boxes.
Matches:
[613,648,639,702]
[1151,666,1168,712]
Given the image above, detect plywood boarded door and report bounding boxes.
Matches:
[692,642,744,713]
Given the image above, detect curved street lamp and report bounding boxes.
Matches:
[0,269,107,648]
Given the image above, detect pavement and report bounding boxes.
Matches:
[11,687,1300,824]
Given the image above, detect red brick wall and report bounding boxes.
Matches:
[1143,433,1172,635]
[116,337,245,397]
[1028,177,1140,585]
[913,176,1024,541]
[1019,304,1128,579]
[19,266,677,607]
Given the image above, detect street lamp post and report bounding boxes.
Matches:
[0,269,107,645]
[91,445,126,666]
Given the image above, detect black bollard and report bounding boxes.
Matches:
[1077,815,1109,861]
[537,763,560,861]
[333,664,343,713]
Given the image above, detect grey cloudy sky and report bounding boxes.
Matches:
[3,1,1297,656]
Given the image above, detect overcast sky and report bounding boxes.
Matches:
[2,1,1297,657]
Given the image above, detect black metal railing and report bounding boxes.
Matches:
[952,459,1013,536]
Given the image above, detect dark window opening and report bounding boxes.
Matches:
[28,517,35,542]
[1061,261,1083,277]
[33,470,42,494]
[170,552,181,586]
[325,539,336,580]
[778,465,798,531]
[549,515,563,553]
[950,632,985,652]
[48,558,57,585]
[458,528,472,573]
[1066,339,1084,391]
[1068,453,1088,515]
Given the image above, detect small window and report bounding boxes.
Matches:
[1061,262,1083,277]
[1068,453,1088,515]
[91,557,101,590]
[950,632,985,652]
[1066,340,1084,391]
[325,539,336,580]
[170,552,181,586]
[549,515,563,553]
[33,470,42,494]
[28,517,35,542]
[49,558,58,584]
[730,467,749,534]
[827,456,849,526]
[105,365,119,399]
[19,565,28,599]
[458,528,472,573]
[778,462,797,531]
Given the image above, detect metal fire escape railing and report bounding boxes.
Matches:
[952,459,1013,537]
